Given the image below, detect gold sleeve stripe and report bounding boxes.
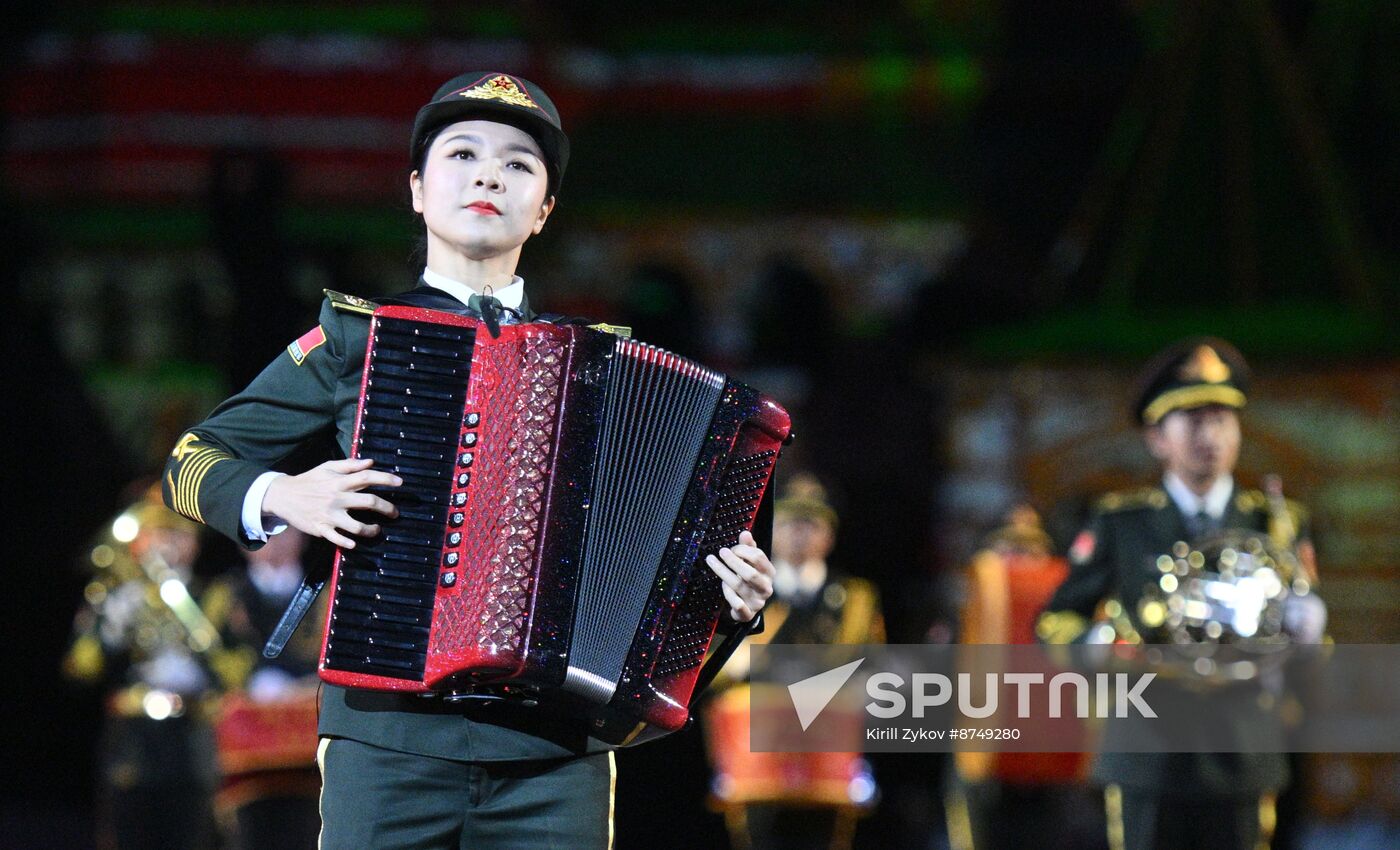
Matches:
[174,449,216,520]
[171,455,202,520]
[179,455,222,522]
[173,447,230,523]
[181,450,229,522]
[172,448,214,518]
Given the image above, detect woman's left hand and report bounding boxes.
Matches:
[706,530,775,623]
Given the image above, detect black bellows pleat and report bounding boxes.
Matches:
[571,343,725,691]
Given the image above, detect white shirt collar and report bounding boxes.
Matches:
[421,267,525,311]
[1163,473,1234,520]
[773,560,828,604]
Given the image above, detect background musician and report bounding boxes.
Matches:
[949,506,1101,850]
[202,527,322,850]
[161,71,777,849]
[63,493,219,850]
[1035,337,1327,850]
[707,474,884,850]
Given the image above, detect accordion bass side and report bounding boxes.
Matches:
[317,305,791,743]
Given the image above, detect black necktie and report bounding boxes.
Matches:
[1190,509,1217,539]
[467,293,518,338]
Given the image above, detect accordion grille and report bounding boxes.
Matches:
[431,333,566,658]
[569,343,726,693]
[653,448,778,678]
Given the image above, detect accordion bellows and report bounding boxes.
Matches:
[318,306,790,742]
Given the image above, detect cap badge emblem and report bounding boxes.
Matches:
[1178,345,1231,383]
[457,75,541,110]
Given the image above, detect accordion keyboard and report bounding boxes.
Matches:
[322,317,475,681]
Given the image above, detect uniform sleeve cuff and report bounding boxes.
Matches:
[242,471,288,542]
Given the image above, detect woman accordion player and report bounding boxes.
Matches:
[163,71,777,850]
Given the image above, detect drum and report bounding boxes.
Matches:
[704,685,875,808]
[213,690,319,776]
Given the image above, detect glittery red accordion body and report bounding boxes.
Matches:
[317,305,790,742]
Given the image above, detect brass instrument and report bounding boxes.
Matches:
[1131,526,1318,684]
[64,498,222,697]
[1137,532,1308,645]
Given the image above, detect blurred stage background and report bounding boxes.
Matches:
[2,1,1396,848]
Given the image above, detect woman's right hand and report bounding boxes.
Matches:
[262,457,401,549]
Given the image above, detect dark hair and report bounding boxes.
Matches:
[407,131,435,271]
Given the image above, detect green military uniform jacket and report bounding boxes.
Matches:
[1037,483,1311,795]
[163,284,609,761]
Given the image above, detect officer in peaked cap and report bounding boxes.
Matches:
[1131,336,1251,428]
[163,71,777,850]
[1035,337,1325,850]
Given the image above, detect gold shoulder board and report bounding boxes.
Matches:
[324,289,377,316]
[1234,490,1268,513]
[589,322,633,339]
[1096,487,1168,513]
[1232,490,1307,522]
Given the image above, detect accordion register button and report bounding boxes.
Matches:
[459,452,474,467]
[456,472,471,487]
[444,552,459,567]
[450,512,464,527]
[465,412,480,427]
[461,432,478,447]
[453,492,467,507]
[441,572,457,587]
[448,532,462,546]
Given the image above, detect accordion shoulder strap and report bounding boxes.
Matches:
[263,572,327,659]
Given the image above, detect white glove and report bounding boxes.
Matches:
[1282,593,1327,643]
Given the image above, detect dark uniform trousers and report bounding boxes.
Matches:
[99,713,218,850]
[1039,485,1307,850]
[1107,784,1270,850]
[318,738,615,850]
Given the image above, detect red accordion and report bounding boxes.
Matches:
[317,306,790,743]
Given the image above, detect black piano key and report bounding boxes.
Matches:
[360,421,457,447]
[328,628,425,654]
[375,319,472,342]
[367,360,466,380]
[332,596,432,629]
